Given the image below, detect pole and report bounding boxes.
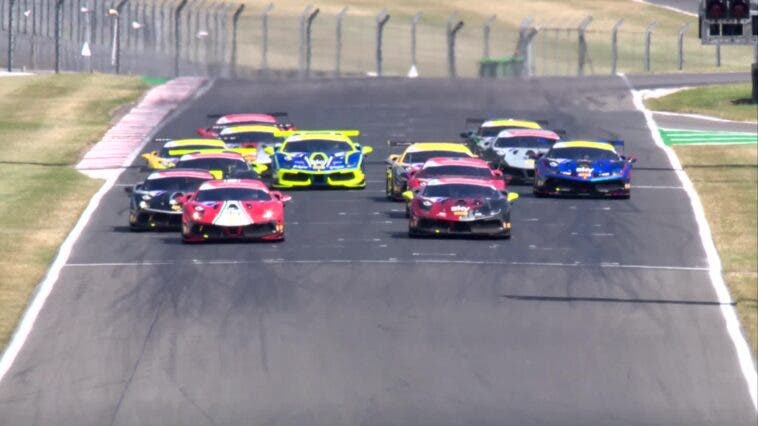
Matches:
[375,8,390,77]
[410,11,422,72]
[261,2,273,76]
[7,0,17,72]
[483,14,495,59]
[173,0,188,76]
[610,19,623,75]
[644,21,656,73]
[577,15,592,76]
[111,0,129,74]
[335,6,347,77]
[54,0,63,72]
[84,0,92,72]
[298,5,312,78]
[230,3,244,78]
[446,13,464,78]
[677,22,690,71]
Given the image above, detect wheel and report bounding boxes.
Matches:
[385,176,394,200]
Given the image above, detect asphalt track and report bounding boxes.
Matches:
[0,75,756,425]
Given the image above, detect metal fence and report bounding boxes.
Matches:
[1,1,755,78]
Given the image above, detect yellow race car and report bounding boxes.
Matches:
[265,130,373,189]
[385,140,476,200]
[141,138,268,174]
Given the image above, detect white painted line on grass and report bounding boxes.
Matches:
[0,78,213,386]
[621,73,758,410]
[653,110,758,125]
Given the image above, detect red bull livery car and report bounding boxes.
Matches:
[180,179,291,243]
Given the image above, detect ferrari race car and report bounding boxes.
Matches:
[197,112,294,138]
[126,169,214,231]
[218,124,283,149]
[142,139,268,174]
[407,157,507,193]
[180,179,291,243]
[403,178,520,239]
[385,140,476,200]
[533,140,636,198]
[266,131,373,189]
[480,129,561,183]
[460,118,547,154]
[174,152,263,180]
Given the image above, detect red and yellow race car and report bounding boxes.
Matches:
[197,113,294,138]
[180,179,291,243]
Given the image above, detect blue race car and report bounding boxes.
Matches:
[532,140,636,198]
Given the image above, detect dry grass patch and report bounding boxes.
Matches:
[674,145,758,360]
[0,74,147,350]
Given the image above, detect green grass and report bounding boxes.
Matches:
[0,74,148,351]
[674,145,758,360]
[648,84,758,122]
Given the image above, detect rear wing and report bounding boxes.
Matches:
[536,120,549,128]
[387,137,413,147]
[465,118,485,131]
[274,129,360,138]
[603,139,625,152]
[552,129,567,139]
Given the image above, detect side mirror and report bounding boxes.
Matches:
[627,156,637,164]
[361,145,374,155]
[271,191,292,203]
[460,132,470,139]
[263,146,275,156]
[401,191,414,201]
[527,151,542,159]
[124,186,134,194]
[385,154,399,165]
[507,192,519,202]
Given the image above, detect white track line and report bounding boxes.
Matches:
[64,258,709,272]
[621,73,757,410]
[0,78,213,385]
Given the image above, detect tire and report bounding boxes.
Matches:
[385,176,394,200]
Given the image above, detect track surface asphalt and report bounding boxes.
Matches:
[0,75,755,425]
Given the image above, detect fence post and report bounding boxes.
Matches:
[334,6,347,77]
[260,3,273,76]
[677,22,690,71]
[173,0,187,76]
[304,7,318,78]
[54,0,63,72]
[375,9,390,77]
[82,0,92,72]
[644,21,656,73]
[298,5,312,78]
[483,14,495,59]
[410,11,422,75]
[577,15,592,76]
[110,0,129,74]
[7,0,17,72]
[715,41,721,67]
[446,13,464,78]
[228,3,243,78]
[516,17,535,77]
[610,18,623,75]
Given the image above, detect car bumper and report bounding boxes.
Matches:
[273,170,366,189]
[410,217,511,237]
[535,177,630,197]
[500,164,535,182]
[182,221,284,242]
[130,210,182,229]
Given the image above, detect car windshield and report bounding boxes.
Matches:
[480,126,523,137]
[160,145,220,157]
[422,184,501,199]
[142,177,208,192]
[547,147,619,161]
[417,165,491,178]
[175,158,249,173]
[495,136,556,149]
[220,131,280,146]
[195,188,271,202]
[283,140,352,153]
[403,150,470,164]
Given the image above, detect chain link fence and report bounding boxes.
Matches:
[1,1,755,78]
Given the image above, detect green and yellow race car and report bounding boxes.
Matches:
[141,138,268,174]
[265,130,373,189]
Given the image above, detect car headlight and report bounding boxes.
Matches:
[346,152,361,168]
[263,209,273,219]
[138,200,149,209]
[141,194,152,201]
[192,211,203,220]
[419,199,433,211]
[598,172,611,177]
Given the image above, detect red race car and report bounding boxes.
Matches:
[403,177,519,239]
[180,179,291,243]
[197,113,294,138]
[407,157,508,193]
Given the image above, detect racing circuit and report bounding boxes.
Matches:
[0,74,755,425]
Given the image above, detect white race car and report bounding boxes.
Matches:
[482,128,561,182]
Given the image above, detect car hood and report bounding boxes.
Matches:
[417,197,507,222]
[276,151,358,171]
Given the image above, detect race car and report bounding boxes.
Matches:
[385,141,476,200]
[173,152,263,180]
[180,179,291,243]
[403,178,520,239]
[480,129,561,183]
[217,124,283,150]
[460,118,547,154]
[266,130,373,189]
[126,169,214,231]
[532,140,636,198]
[141,138,267,174]
[197,112,294,138]
[407,157,507,193]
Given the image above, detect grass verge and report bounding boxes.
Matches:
[674,145,758,360]
[0,74,148,351]
[647,84,758,122]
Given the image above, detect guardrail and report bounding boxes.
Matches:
[0,1,754,78]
